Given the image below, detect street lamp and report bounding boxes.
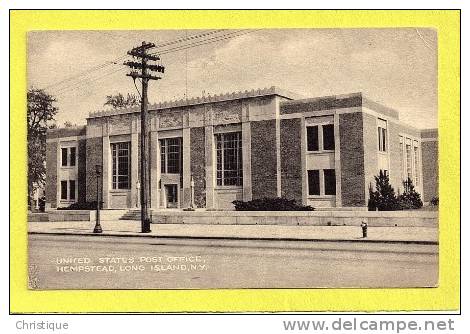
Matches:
[93,164,103,233]
[190,174,195,210]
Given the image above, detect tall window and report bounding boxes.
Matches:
[307,170,320,195]
[413,145,419,186]
[111,142,130,190]
[307,126,319,151]
[324,169,336,195]
[61,147,77,166]
[307,124,335,151]
[405,143,412,180]
[60,181,68,200]
[160,138,182,174]
[322,124,335,150]
[69,180,76,200]
[61,148,68,166]
[378,119,387,152]
[216,132,243,186]
[70,147,76,166]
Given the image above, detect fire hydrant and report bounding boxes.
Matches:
[361,222,368,238]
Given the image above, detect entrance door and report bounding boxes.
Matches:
[165,184,178,208]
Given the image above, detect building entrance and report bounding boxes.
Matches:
[164,184,178,208]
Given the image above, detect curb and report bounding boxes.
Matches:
[28,231,439,245]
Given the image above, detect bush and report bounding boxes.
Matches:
[397,178,423,210]
[368,171,400,211]
[232,197,314,211]
[430,196,439,206]
[57,201,102,210]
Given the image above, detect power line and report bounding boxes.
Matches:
[154,29,259,55]
[54,66,128,96]
[52,29,262,96]
[46,30,225,91]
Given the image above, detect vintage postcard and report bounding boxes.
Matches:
[26,27,440,290]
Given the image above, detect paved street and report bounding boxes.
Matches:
[28,234,438,289]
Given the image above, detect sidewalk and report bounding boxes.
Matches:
[28,220,438,244]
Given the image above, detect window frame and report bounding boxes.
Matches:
[323,169,336,196]
[378,119,388,152]
[306,122,335,153]
[215,131,243,187]
[307,169,337,197]
[307,170,320,196]
[160,137,183,174]
[111,141,131,190]
[60,180,68,200]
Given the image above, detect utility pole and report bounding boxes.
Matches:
[124,41,165,233]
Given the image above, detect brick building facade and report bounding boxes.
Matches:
[45,87,438,210]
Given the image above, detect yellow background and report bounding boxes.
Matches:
[10,10,460,313]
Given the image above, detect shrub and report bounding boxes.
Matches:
[397,178,423,210]
[430,196,439,206]
[57,201,102,210]
[368,171,400,211]
[232,197,314,211]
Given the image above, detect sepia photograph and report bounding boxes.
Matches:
[26,28,439,290]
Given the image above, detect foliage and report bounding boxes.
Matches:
[104,93,139,109]
[430,196,439,206]
[369,172,424,211]
[397,178,423,209]
[57,201,102,210]
[27,88,58,208]
[232,197,314,211]
[368,170,400,211]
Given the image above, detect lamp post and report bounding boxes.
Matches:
[93,164,103,233]
[190,174,195,210]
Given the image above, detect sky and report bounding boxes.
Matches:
[27,28,437,129]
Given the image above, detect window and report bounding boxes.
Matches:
[215,132,243,186]
[61,147,77,167]
[378,119,387,152]
[322,124,335,150]
[60,181,68,200]
[324,169,336,195]
[160,138,182,174]
[307,124,335,151]
[69,180,76,200]
[111,142,130,189]
[70,147,76,166]
[307,170,320,195]
[413,145,419,186]
[307,126,319,151]
[405,143,412,180]
[61,148,68,166]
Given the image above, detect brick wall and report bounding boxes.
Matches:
[251,119,278,199]
[362,113,379,202]
[280,94,362,115]
[422,140,438,202]
[85,137,103,203]
[339,112,366,206]
[280,118,302,202]
[77,138,87,203]
[388,121,402,192]
[190,127,206,208]
[45,141,57,207]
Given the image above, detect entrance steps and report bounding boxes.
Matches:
[119,208,155,220]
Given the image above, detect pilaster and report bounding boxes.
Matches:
[334,113,342,207]
[204,105,215,209]
[101,121,110,209]
[241,101,252,201]
[182,111,192,207]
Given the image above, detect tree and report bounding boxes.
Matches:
[27,88,58,209]
[368,170,399,211]
[104,93,139,109]
[397,177,423,209]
